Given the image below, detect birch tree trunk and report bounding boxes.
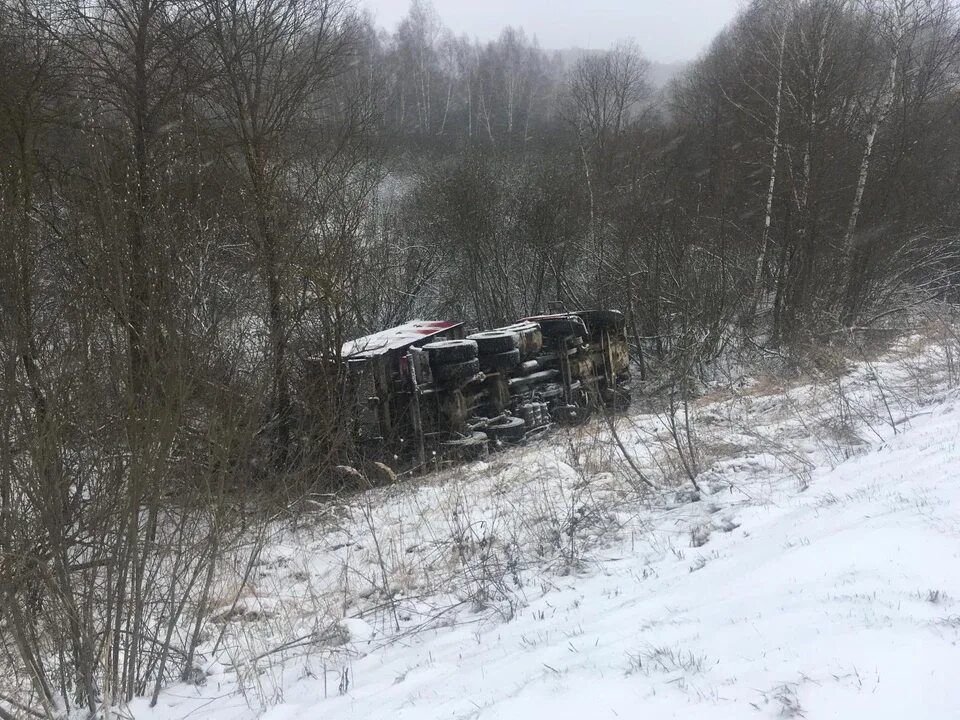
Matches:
[843,51,898,254]
[751,18,788,321]
[841,1,905,322]
[438,77,452,135]
[782,0,834,337]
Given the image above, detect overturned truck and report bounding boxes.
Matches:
[337,311,631,466]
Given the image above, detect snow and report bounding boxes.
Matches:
[130,333,960,720]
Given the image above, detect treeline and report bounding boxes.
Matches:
[367,0,960,357]
[1,0,960,713]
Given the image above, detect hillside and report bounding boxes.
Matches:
[133,330,960,720]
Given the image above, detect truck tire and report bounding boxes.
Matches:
[537,316,588,340]
[485,415,526,442]
[467,330,518,355]
[443,430,489,447]
[442,431,488,460]
[433,358,480,384]
[502,322,543,359]
[481,348,521,371]
[423,339,477,365]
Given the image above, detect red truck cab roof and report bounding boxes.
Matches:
[341,320,463,360]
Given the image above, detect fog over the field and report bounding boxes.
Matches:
[362,0,743,62]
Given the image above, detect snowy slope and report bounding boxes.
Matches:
[134,337,960,720]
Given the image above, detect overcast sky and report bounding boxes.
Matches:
[362,0,744,63]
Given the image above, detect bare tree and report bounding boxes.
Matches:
[203,0,355,469]
[46,0,209,405]
[567,40,650,164]
[748,1,791,320]
[841,0,960,322]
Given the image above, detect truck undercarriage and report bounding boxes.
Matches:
[334,311,632,469]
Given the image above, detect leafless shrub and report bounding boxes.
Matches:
[625,645,708,677]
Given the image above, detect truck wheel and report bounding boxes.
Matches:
[485,415,526,442]
[467,330,518,354]
[502,322,543,359]
[423,339,478,365]
[537,316,588,340]
[433,358,480,384]
[442,431,489,460]
[481,348,521,371]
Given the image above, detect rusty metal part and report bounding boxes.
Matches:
[486,376,511,413]
[440,389,468,429]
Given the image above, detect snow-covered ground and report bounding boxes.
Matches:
[133,331,960,720]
